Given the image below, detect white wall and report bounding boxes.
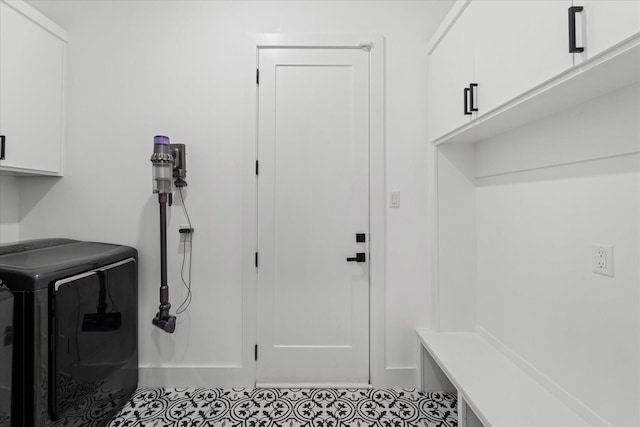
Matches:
[0,175,20,243]
[18,0,453,387]
[475,84,640,427]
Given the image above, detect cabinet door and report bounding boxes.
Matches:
[473,1,574,115]
[574,0,640,63]
[0,2,65,175]
[427,3,476,141]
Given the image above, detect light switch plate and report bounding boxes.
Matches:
[390,191,400,208]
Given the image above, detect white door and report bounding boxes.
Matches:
[256,47,370,386]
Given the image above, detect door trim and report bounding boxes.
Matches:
[242,33,386,386]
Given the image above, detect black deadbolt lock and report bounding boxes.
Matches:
[356,233,366,243]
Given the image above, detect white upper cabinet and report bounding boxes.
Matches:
[573,0,640,62]
[428,0,640,144]
[427,2,477,141]
[473,1,573,115]
[0,1,67,176]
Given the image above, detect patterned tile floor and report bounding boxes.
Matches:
[108,388,458,427]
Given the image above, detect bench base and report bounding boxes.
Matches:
[416,328,591,427]
[418,336,483,427]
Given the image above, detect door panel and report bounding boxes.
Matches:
[257,48,370,384]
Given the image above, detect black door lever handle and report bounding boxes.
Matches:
[346,253,366,263]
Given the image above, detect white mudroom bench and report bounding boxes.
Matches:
[416,328,592,427]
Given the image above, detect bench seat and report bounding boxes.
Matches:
[416,328,591,427]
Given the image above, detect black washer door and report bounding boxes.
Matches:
[51,258,136,419]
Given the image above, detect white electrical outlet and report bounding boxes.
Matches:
[592,244,614,277]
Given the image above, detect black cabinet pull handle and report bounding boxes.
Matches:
[470,83,478,112]
[463,87,472,115]
[0,135,5,160]
[569,6,584,53]
[346,253,366,263]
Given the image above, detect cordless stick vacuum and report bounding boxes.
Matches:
[150,135,187,333]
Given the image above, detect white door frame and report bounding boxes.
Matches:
[241,33,386,386]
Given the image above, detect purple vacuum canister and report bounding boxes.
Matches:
[150,135,173,194]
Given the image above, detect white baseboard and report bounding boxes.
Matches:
[256,382,372,389]
[139,366,417,390]
[377,367,417,389]
[139,365,254,388]
[476,326,613,427]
